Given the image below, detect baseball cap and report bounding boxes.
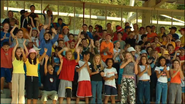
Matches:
[116,26,123,32]
[32,27,37,30]
[169,27,177,31]
[125,26,132,30]
[127,47,136,52]
[20,10,27,15]
[179,28,185,32]
[140,50,147,54]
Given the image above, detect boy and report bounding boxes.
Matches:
[57,46,80,104]
[41,55,63,104]
[1,23,11,47]
[76,51,92,104]
[1,42,13,94]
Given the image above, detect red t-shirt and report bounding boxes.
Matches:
[58,57,77,81]
[1,48,13,68]
[147,33,157,42]
[122,33,128,41]
[179,55,185,60]
[175,47,180,51]
[112,32,127,41]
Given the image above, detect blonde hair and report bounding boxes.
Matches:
[93,54,104,71]
[123,52,134,63]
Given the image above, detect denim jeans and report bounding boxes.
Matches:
[137,80,150,104]
[90,81,103,104]
[156,81,168,104]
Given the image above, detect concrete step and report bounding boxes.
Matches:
[0,98,86,104]
[1,93,6,98]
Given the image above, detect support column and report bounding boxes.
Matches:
[83,2,85,24]
[1,0,4,19]
[142,0,156,27]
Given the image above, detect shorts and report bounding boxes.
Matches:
[182,87,185,93]
[26,76,39,99]
[1,68,12,83]
[58,79,72,97]
[76,81,92,98]
[41,91,58,102]
[104,85,117,96]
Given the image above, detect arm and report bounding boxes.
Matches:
[87,63,92,75]
[66,17,72,26]
[155,71,164,78]
[170,69,180,78]
[120,60,131,69]
[57,57,63,75]
[38,48,48,62]
[76,62,87,72]
[23,40,29,56]
[20,48,27,62]
[75,38,82,50]
[44,56,49,75]
[51,28,59,44]
[39,25,48,41]
[75,48,80,63]
[10,25,18,39]
[29,26,32,36]
[90,70,99,75]
[12,38,19,61]
[138,65,147,77]
[29,16,35,28]
[134,61,138,75]
[43,4,49,14]
[107,44,114,55]
[1,33,6,41]
[180,69,184,79]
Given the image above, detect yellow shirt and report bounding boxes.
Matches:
[162,41,176,48]
[71,48,75,60]
[12,59,25,74]
[158,33,163,42]
[180,36,185,47]
[25,59,40,77]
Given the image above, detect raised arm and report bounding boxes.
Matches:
[57,57,63,75]
[20,48,27,62]
[29,16,35,28]
[75,47,80,63]
[75,38,82,50]
[12,38,19,61]
[29,25,32,36]
[43,4,49,14]
[10,25,18,39]
[39,25,49,41]
[44,55,49,75]
[51,28,59,44]
[67,16,72,26]
[58,47,69,59]
[39,48,48,62]
[23,40,29,56]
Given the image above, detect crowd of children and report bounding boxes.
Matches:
[1,4,185,104]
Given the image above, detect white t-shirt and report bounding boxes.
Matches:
[155,66,170,83]
[138,65,150,80]
[104,67,117,88]
[76,60,91,82]
[31,37,39,48]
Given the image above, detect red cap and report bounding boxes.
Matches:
[116,26,123,32]
[179,28,185,32]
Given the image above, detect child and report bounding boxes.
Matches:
[25,48,47,104]
[125,31,136,47]
[135,45,141,58]
[41,55,63,104]
[103,58,118,104]
[1,23,11,47]
[10,25,31,48]
[94,40,100,53]
[120,52,138,104]
[1,42,13,94]
[155,56,170,104]
[76,51,92,104]
[113,41,121,63]
[137,56,151,104]
[30,27,39,48]
[11,38,27,104]
[169,60,184,104]
[57,47,80,104]
[114,32,126,49]
[90,54,104,104]
[181,64,185,104]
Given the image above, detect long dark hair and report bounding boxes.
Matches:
[172,59,180,69]
[15,47,23,61]
[28,53,37,65]
[139,56,148,65]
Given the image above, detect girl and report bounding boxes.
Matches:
[169,60,184,104]
[155,56,170,104]
[94,40,100,53]
[135,45,141,59]
[29,26,39,48]
[11,38,27,104]
[90,54,104,104]
[120,52,138,104]
[137,56,151,104]
[113,41,121,63]
[10,25,31,49]
[61,26,69,42]
[25,48,47,104]
[104,58,118,104]
[182,63,185,104]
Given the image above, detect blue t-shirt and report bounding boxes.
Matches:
[86,32,93,39]
[1,31,11,47]
[44,72,57,91]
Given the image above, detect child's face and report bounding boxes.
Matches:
[143,37,148,41]
[125,53,132,60]
[66,52,72,60]
[82,40,88,47]
[80,34,85,39]
[95,56,101,64]
[70,42,75,49]
[173,61,180,69]
[135,46,140,52]
[30,7,35,12]
[141,57,147,65]
[69,35,74,41]
[176,41,181,46]
[44,33,50,40]
[63,28,69,34]
[160,58,166,66]
[162,36,167,41]
[89,27,93,32]
[32,30,37,37]
[48,65,54,74]
[115,42,120,48]
[107,60,113,68]
[17,31,23,38]
[117,33,122,39]
[95,40,100,47]
[168,46,174,53]
[2,45,10,52]
[180,50,185,56]
[28,42,33,48]
[30,53,36,60]
[154,37,159,42]
[10,21,15,26]
[16,49,22,57]
[58,41,64,48]
[129,33,134,39]
[58,20,62,24]
[103,31,107,37]
[105,35,111,42]
[55,49,59,56]
[3,23,10,31]
[84,54,90,61]
[145,43,151,48]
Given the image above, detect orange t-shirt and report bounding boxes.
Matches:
[170,70,181,84]
[1,48,13,68]
[147,33,157,42]
[100,41,114,62]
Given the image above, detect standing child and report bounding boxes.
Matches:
[57,47,80,104]
[137,56,151,104]
[41,55,63,104]
[11,39,27,104]
[155,56,170,104]
[1,23,11,47]
[25,48,47,104]
[169,60,184,104]
[104,58,118,104]
[120,52,138,104]
[90,54,104,104]
[76,52,92,104]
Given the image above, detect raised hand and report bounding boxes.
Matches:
[76,47,80,53]
[44,48,48,53]
[51,28,57,34]
[45,55,49,60]
[20,48,24,53]
[63,47,69,51]
[23,39,27,45]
